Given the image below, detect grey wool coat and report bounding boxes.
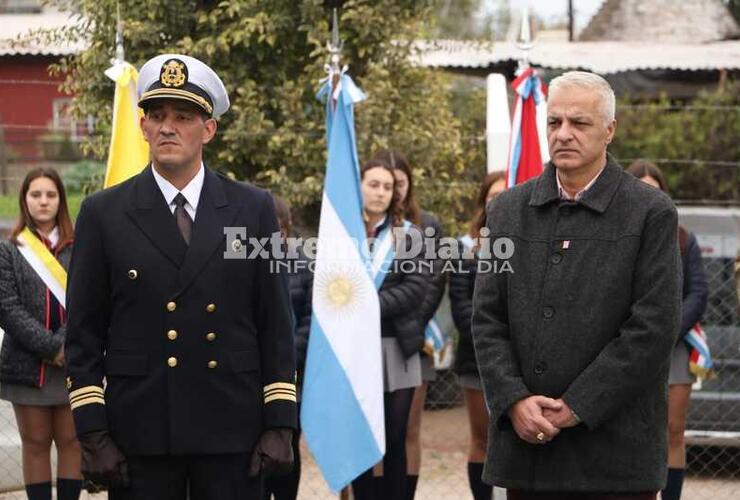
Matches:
[472,157,681,492]
[0,238,70,387]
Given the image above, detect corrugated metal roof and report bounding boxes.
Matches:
[0,7,86,56]
[416,39,740,74]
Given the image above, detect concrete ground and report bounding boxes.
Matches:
[0,406,738,499]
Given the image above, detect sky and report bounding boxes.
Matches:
[489,0,605,33]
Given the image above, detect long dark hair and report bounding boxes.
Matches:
[625,159,688,255]
[271,194,292,238]
[11,167,74,249]
[469,172,506,240]
[372,149,421,225]
[360,158,404,236]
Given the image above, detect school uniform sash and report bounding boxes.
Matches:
[16,227,67,308]
[460,234,476,253]
[685,323,715,380]
[369,219,412,290]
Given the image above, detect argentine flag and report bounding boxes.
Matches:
[301,74,385,491]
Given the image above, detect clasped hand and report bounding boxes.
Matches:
[507,396,578,445]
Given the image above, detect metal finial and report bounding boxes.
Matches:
[114,2,124,63]
[327,8,343,74]
[515,6,535,70]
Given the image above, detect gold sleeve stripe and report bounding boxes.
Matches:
[70,395,106,410]
[265,393,297,404]
[263,382,296,393]
[264,389,296,398]
[264,386,296,395]
[265,390,297,399]
[69,386,104,400]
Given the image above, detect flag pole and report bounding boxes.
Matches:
[515,6,534,72]
[326,8,346,102]
[103,4,149,188]
[114,1,124,64]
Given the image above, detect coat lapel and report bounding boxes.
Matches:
[174,168,238,297]
[126,167,188,267]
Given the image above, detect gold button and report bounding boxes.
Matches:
[206,332,216,342]
[167,357,178,368]
[166,301,176,312]
[206,303,216,313]
[128,269,138,280]
[208,360,218,369]
[167,330,178,341]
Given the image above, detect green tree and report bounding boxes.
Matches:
[725,0,740,25]
[45,0,472,231]
[425,0,511,41]
[611,82,740,201]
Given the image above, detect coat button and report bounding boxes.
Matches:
[543,306,554,319]
[167,357,178,368]
[534,362,547,374]
[167,330,178,341]
[551,253,563,265]
[166,301,177,312]
[128,269,138,279]
[206,303,216,313]
[208,360,218,369]
[206,332,216,342]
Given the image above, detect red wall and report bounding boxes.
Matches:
[0,55,68,160]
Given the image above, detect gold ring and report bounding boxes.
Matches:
[536,432,545,442]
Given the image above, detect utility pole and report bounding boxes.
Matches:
[568,0,575,41]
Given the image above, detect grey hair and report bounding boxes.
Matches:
[549,71,616,124]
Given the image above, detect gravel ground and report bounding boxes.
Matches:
[0,406,738,499]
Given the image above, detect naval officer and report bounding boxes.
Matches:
[64,53,297,500]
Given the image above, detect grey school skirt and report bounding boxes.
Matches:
[669,342,696,385]
[382,338,421,393]
[0,364,69,406]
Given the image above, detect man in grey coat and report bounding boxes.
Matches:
[472,71,681,499]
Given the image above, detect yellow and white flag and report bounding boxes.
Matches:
[103,62,149,188]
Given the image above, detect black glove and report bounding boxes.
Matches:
[248,428,294,478]
[79,430,130,489]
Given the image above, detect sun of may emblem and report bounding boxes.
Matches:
[160,60,186,87]
[315,267,366,316]
[326,277,353,307]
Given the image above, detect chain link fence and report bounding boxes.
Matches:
[0,145,738,499]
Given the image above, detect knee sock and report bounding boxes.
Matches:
[25,481,52,500]
[467,462,492,500]
[661,468,685,500]
[406,474,418,500]
[56,478,82,500]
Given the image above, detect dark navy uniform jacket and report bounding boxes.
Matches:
[65,166,297,456]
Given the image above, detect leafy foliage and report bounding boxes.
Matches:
[62,160,105,194]
[46,0,481,232]
[612,82,740,201]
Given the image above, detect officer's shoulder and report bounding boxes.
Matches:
[79,174,137,212]
[216,173,272,209]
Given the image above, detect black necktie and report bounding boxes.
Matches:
[173,193,192,245]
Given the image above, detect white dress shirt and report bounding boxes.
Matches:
[151,163,204,221]
[556,163,606,201]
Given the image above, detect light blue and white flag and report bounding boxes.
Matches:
[301,73,385,492]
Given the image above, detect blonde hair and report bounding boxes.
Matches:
[549,71,616,124]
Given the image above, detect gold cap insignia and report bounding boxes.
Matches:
[160,59,187,88]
